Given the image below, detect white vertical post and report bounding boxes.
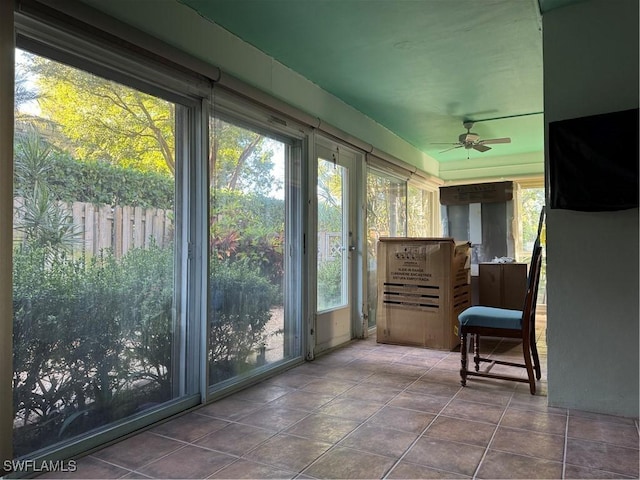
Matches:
[0,0,14,463]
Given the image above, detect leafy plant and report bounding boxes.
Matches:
[209,258,278,384]
[317,257,343,310]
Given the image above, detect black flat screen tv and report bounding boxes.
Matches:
[548,108,639,211]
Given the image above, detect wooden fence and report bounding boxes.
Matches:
[13,197,173,258]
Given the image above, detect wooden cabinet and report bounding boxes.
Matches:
[479,263,528,310]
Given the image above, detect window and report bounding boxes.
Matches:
[408,184,434,237]
[517,185,546,304]
[208,114,303,389]
[366,169,407,328]
[12,49,193,457]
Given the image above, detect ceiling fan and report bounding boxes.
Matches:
[434,121,511,154]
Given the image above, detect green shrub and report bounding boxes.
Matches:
[14,146,174,209]
[209,258,278,384]
[317,257,343,310]
[12,245,174,456]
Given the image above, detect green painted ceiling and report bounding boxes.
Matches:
[178,0,580,164]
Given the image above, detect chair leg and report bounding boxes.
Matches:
[522,337,536,395]
[460,332,468,387]
[473,334,480,372]
[530,335,542,380]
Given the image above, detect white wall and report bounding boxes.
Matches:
[543,0,639,416]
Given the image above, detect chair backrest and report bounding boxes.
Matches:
[533,206,546,250]
[522,244,543,336]
[521,206,545,335]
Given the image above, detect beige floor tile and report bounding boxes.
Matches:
[338,424,419,458]
[386,461,470,479]
[209,459,296,479]
[387,391,450,414]
[340,382,402,403]
[300,378,358,396]
[194,422,276,456]
[490,426,565,462]
[137,445,235,479]
[403,437,485,476]
[92,432,183,470]
[476,450,562,479]
[236,405,310,431]
[232,384,294,403]
[149,411,229,443]
[242,433,331,472]
[365,406,435,434]
[423,415,496,447]
[500,407,567,435]
[564,463,637,479]
[302,446,396,479]
[568,415,640,448]
[284,413,360,443]
[197,397,262,421]
[565,437,640,478]
[441,398,506,424]
[316,397,383,421]
[267,390,336,411]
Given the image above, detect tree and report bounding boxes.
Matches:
[34,56,176,175]
[209,118,278,194]
[520,187,545,250]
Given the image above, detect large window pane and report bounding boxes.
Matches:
[366,170,407,328]
[208,117,300,387]
[317,158,348,311]
[518,186,546,304]
[12,51,184,457]
[408,185,433,237]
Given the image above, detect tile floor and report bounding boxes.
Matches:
[41,318,639,479]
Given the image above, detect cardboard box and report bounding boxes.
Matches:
[439,181,514,206]
[376,238,471,350]
[479,262,528,310]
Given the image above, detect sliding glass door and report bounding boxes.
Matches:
[208,115,303,390]
[12,49,193,457]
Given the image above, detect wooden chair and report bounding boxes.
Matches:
[458,208,545,394]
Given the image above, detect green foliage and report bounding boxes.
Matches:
[317,258,343,310]
[211,188,285,285]
[33,55,176,174]
[14,128,81,254]
[54,154,171,208]
[210,119,279,195]
[46,154,175,209]
[209,258,279,383]
[12,245,174,456]
[14,133,174,209]
[520,188,545,250]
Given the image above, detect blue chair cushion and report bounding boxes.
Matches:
[458,306,523,330]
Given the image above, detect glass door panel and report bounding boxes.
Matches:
[12,50,186,457]
[366,170,407,329]
[208,116,301,388]
[317,158,348,311]
[315,143,357,351]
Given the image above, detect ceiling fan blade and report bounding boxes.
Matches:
[439,145,464,153]
[481,137,511,145]
[473,144,492,152]
[430,142,460,145]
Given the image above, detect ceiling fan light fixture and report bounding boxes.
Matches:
[433,121,512,155]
